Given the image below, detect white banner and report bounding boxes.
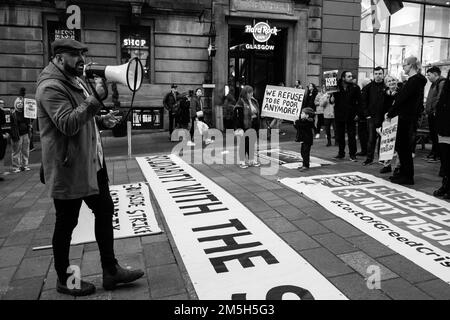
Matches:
[281,172,450,285]
[258,148,335,169]
[70,182,162,245]
[24,98,37,119]
[261,85,304,121]
[379,116,398,161]
[137,155,346,300]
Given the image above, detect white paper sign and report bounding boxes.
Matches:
[70,182,162,245]
[24,98,37,119]
[137,154,346,300]
[281,172,450,285]
[261,85,304,121]
[379,116,398,161]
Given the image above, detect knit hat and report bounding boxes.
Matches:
[302,107,315,117]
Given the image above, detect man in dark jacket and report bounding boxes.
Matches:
[332,71,361,161]
[425,66,446,162]
[386,56,427,185]
[163,84,179,139]
[36,39,143,296]
[297,107,315,171]
[361,66,386,165]
[433,72,450,199]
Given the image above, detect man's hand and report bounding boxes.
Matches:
[94,77,108,101]
[384,113,391,122]
[366,116,371,120]
[354,115,359,121]
[2,132,9,140]
[102,110,120,128]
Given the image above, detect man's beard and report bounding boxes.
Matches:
[64,61,83,77]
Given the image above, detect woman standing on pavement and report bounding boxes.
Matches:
[318,85,336,147]
[233,85,260,168]
[314,84,326,139]
[10,92,32,173]
[187,87,204,146]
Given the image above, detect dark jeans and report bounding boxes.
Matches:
[358,120,368,154]
[324,118,335,142]
[366,118,379,161]
[335,119,357,157]
[190,116,204,141]
[301,143,312,168]
[240,118,260,161]
[439,143,450,178]
[52,168,117,282]
[396,119,415,179]
[428,113,440,157]
[169,112,176,135]
[315,114,324,134]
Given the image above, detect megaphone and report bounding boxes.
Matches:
[84,57,144,92]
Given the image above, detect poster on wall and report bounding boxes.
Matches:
[323,70,339,93]
[261,85,304,121]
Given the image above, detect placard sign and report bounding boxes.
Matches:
[261,85,304,121]
[324,70,339,93]
[24,98,37,119]
[379,117,398,161]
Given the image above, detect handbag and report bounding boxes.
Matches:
[196,110,204,118]
[195,120,209,135]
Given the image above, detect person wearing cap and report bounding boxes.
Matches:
[297,107,315,171]
[36,38,144,296]
[163,84,180,139]
[11,87,32,172]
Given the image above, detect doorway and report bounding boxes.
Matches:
[228,21,287,105]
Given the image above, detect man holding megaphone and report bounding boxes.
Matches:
[36,39,144,296]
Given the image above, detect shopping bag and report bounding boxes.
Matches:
[195,120,209,135]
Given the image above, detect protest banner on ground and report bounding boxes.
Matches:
[281,172,450,284]
[261,85,304,122]
[323,70,339,93]
[137,154,346,300]
[379,116,398,161]
[33,182,162,249]
[258,148,335,169]
[24,98,37,119]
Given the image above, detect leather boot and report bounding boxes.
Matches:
[103,264,145,290]
[434,176,449,197]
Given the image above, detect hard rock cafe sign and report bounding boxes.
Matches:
[244,22,279,43]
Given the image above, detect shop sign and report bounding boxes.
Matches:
[244,22,279,43]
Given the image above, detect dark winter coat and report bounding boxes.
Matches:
[190,95,203,118]
[10,110,31,141]
[36,62,104,200]
[233,97,259,130]
[297,117,315,145]
[163,91,179,113]
[436,78,450,136]
[425,76,446,115]
[361,80,386,125]
[332,82,362,122]
[387,73,427,121]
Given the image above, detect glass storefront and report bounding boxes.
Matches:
[359,0,450,86]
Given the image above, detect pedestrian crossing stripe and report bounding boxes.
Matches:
[137,154,347,300]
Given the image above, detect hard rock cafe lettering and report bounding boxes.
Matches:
[244,22,279,43]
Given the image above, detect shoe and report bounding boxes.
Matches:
[298,166,309,172]
[186,141,195,147]
[103,264,145,291]
[56,278,96,296]
[205,138,213,145]
[427,158,440,163]
[443,192,450,200]
[392,167,401,177]
[326,140,331,147]
[333,154,345,160]
[349,156,357,162]
[23,167,31,171]
[426,152,434,159]
[239,162,248,169]
[295,138,300,142]
[315,134,320,139]
[362,159,373,166]
[280,132,286,136]
[433,177,449,197]
[355,152,366,157]
[391,177,414,185]
[251,161,261,167]
[29,147,36,152]
[12,168,21,173]
[380,165,392,174]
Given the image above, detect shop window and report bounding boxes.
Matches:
[360,0,388,33]
[388,35,422,81]
[120,25,150,83]
[423,37,450,67]
[424,5,450,38]
[390,2,424,36]
[358,33,388,68]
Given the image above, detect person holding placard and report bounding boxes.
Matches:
[11,87,32,172]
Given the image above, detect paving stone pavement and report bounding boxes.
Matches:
[0,132,449,300]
